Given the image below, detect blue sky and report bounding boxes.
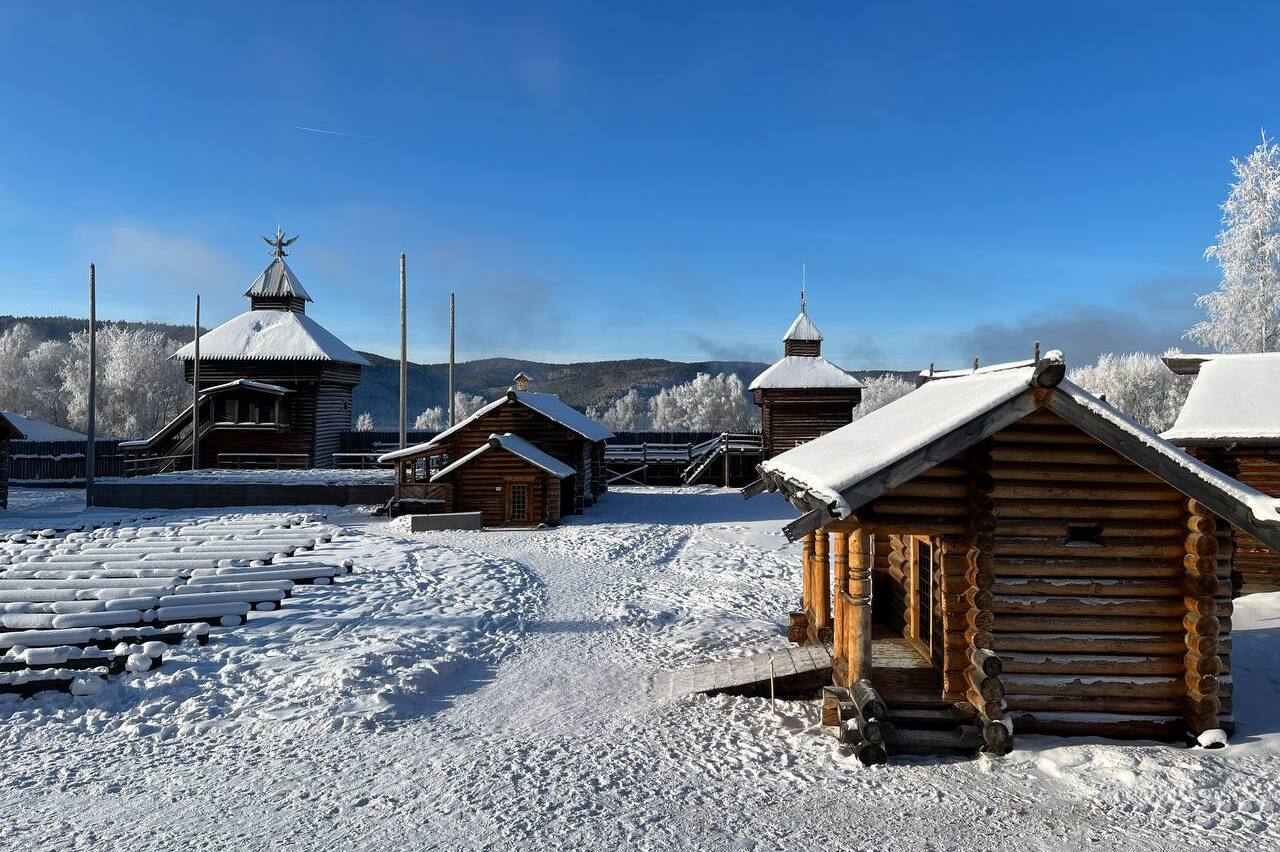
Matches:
[0,2,1275,369]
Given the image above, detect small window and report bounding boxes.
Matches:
[1064,523,1104,548]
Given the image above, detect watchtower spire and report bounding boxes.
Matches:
[800,262,807,314]
[263,226,298,258]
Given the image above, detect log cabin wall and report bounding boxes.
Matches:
[439,449,559,527]
[313,383,354,468]
[987,409,1213,740]
[847,409,1233,739]
[1191,446,1280,594]
[756,388,861,459]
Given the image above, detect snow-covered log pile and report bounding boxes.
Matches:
[0,511,352,697]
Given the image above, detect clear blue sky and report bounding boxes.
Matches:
[0,2,1275,369]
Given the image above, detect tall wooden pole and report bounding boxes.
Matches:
[85,263,96,506]
[192,294,201,471]
[448,291,456,427]
[399,252,407,450]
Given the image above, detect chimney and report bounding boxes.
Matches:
[514,372,531,392]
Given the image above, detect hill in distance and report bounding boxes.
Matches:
[1,315,911,429]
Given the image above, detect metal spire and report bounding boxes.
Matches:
[262,226,299,258]
[801,262,807,314]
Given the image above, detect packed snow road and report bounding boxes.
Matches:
[1,487,1279,851]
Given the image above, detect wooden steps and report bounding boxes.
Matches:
[653,645,831,700]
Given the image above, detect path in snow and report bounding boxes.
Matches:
[1,487,1278,851]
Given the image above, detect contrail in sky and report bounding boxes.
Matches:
[295,126,364,138]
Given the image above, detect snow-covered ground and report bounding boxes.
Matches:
[1,486,1278,851]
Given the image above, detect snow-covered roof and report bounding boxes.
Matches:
[0,412,27,440]
[1,412,83,441]
[1163,353,1280,445]
[378,390,612,462]
[430,433,576,482]
[783,311,823,342]
[753,350,1280,549]
[172,309,370,366]
[245,257,311,302]
[749,356,865,391]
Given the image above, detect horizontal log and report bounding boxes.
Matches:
[1009,711,1184,741]
[966,688,1005,720]
[1002,673,1185,699]
[1186,671,1219,697]
[995,539,1185,559]
[1005,695,1182,715]
[994,464,1164,485]
[991,446,1127,466]
[990,428,1101,445]
[996,615,1185,634]
[994,632,1188,655]
[993,483,1183,502]
[971,647,1002,677]
[995,559,1181,579]
[1184,596,1216,618]
[994,577,1182,598]
[995,521,1184,540]
[1184,651,1221,676]
[969,669,1005,703]
[966,627,995,651]
[996,501,1186,520]
[998,651,1185,676]
[993,596,1187,618]
[1182,573,1219,598]
[1183,612,1219,636]
[885,481,969,499]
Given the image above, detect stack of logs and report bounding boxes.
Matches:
[1184,499,1222,736]
[964,443,1012,755]
[822,679,889,766]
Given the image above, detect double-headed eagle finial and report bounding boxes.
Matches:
[263,226,299,258]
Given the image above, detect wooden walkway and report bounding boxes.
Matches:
[652,645,831,700]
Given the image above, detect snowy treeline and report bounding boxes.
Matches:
[0,322,186,438]
[1068,352,1191,432]
[1191,131,1280,353]
[354,413,374,432]
[412,392,488,430]
[851,374,915,421]
[589,373,759,432]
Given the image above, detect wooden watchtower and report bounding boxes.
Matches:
[750,300,863,459]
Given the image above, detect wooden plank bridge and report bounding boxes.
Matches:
[604,432,762,487]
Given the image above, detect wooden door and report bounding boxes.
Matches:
[505,478,534,525]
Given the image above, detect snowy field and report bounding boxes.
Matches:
[0,486,1278,851]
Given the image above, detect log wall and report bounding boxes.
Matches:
[988,410,1199,739]
[1191,447,1280,594]
[0,437,8,509]
[440,448,561,527]
[755,388,860,460]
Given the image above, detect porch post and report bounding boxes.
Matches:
[801,533,815,612]
[847,527,874,683]
[812,531,832,640]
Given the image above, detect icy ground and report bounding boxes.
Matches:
[2,487,1279,851]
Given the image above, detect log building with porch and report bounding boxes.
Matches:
[748,351,1280,759]
[750,303,863,459]
[122,232,369,472]
[1164,352,1280,594]
[378,374,613,526]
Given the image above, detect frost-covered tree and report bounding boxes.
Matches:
[60,326,187,438]
[1067,351,1191,433]
[852,374,914,420]
[1190,130,1280,353]
[414,406,446,430]
[590,388,651,431]
[354,412,375,431]
[22,340,73,426]
[453,392,487,421]
[648,373,758,432]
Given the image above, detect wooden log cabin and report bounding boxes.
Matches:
[750,302,863,459]
[748,351,1280,756]
[0,412,24,509]
[424,432,575,526]
[377,374,613,524]
[121,231,369,471]
[1163,352,1280,594]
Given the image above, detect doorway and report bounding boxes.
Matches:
[505,479,532,525]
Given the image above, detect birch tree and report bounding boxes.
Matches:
[1067,351,1191,433]
[589,388,651,431]
[354,412,374,431]
[1190,130,1280,352]
[414,406,446,430]
[851,374,914,420]
[648,373,758,432]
